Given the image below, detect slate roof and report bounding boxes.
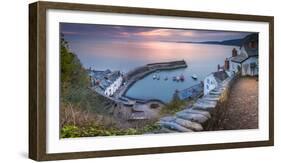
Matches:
[213,71,229,83]
[90,70,122,90]
[231,33,258,63]
[230,52,248,63]
[243,33,258,57]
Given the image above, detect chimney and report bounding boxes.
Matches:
[224,58,230,70]
[217,64,220,72]
[232,48,238,57]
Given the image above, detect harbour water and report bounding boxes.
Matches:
[76,41,238,103]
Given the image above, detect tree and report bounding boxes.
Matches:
[60,34,90,90]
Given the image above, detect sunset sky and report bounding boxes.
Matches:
[60,23,253,70]
[60,23,251,44]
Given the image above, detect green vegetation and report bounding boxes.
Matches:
[61,36,89,90]
[60,35,116,137]
[60,35,109,114]
[61,123,161,138]
[160,98,193,115]
[60,35,160,138]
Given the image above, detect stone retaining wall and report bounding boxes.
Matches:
[157,74,238,133]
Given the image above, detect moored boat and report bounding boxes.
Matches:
[191,74,198,80]
[180,74,185,81]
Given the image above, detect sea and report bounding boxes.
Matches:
[76,41,238,103]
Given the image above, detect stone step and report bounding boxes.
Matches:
[159,116,176,122]
[203,94,220,98]
[202,94,220,101]
[157,121,194,132]
[213,88,225,92]
[193,99,217,110]
[176,112,209,124]
[174,118,203,131]
[209,90,222,95]
[202,97,220,101]
[159,127,180,133]
[177,109,211,119]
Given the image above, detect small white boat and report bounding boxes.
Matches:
[153,74,157,80]
[191,74,198,80]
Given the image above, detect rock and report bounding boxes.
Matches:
[189,109,211,118]
[178,109,211,118]
[157,121,193,132]
[176,112,209,124]
[159,116,176,122]
[129,112,147,120]
[193,99,217,110]
[174,118,203,131]
[158,127,179,133]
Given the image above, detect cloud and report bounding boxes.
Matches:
[136,29,172,37]
[60,23,251,43]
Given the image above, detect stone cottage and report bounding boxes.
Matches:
[203,70,229,95]
[229,33,259,76]
[90,69,123,97]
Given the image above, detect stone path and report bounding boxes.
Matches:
[221,77,258,130]
[155,77,233,133]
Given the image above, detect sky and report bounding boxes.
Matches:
[60,23,251,44]
[60,23,253,69]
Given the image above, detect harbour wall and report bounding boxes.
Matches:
[124,60,187,81]
[119,60,188,103]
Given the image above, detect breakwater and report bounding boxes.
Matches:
[124,60,187,81]
[117,60,188,104]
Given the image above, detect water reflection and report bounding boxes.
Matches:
[75,41,237,102]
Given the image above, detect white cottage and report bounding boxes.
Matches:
[229,33,258,76]
[90,70,123,97]
[204,70,229,95]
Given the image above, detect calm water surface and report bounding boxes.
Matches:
[75,41,238,102]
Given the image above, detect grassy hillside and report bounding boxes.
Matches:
[59,35,159,138]
[60,35,115,137]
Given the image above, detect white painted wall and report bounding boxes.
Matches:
[241,57,258,76]
[104,76,123,96]
[230,61,241,74]
[240,46,247,55]
[204,74,218,95]
[0,0,280,163]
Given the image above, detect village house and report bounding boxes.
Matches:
[203,33,258,95]
[90,69,123,97]
[203,69,229,95]
[229,33,258,76]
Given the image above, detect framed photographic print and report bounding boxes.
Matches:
[29,1,274,161]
